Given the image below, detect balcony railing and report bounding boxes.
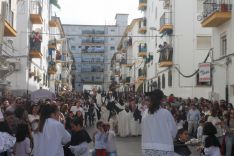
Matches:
[30,0,43,24]
[138,68,146,81]
[48,38,57,49]
[138,0,147,11]
[126,77,131,83]
[81,38,105,44]
[29,31,42,58]
[158,44,173,67]
[82,30,105,35]
[2,2,16,37]
[48,62,57,74]
[201,0,232,27]
[159,12,173,33]
[138,18,147,34]
[138,43,147,57]
[81,47,105,53]
[49,16,58,27]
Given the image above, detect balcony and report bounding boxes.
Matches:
[81,30,105,36]
[2,2,16,37]
[138,0,147,11]
[30,0,43,24]
[159,12,173,34]
[56,51,62,63]
[201,0,232,27]
[138,68,146,81]
[48,38,57,49]
[126,77,131,83]
[158,43,173,67]
[81,47,105,53]
[49,16,59,27]
[138,18,147,34]
[81,38,105,46]
[48,62,57,75]
[138,43,147,57]
[29,31,42,58]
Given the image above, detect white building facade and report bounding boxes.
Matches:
[4,0,70,96]
[200,0,234,103]
[63,14,128,92]
[139,0,212,98]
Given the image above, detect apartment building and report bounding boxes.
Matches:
[63,14,128,92]
[200,0,234,103]
[113,18,148,93]
[0,0,17,97]
[2,0,72,96]
[134,0,212,98]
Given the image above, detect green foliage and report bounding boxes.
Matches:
[50,0,61,9]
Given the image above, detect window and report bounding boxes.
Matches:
[111,38,115,41]
[168,70,172,87]
[221,35,227,56]
[197,36,211,49]
[110,29,115,32]
[110,46,115,50]
[162,74,165,89]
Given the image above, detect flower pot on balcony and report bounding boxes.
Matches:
[221,4,228,12]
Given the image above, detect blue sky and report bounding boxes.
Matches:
[57,0,143,25]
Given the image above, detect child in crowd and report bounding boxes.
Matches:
[202,122,221,156]
[69,118,92,156]
[14,124,31,156]
[174,128,191,156]
[106,123,117,156]
[197,120,205,140]
[93,121,108,156]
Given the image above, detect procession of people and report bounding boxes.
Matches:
[0,88,234,156]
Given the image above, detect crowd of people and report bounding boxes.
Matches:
[0,89,233,156]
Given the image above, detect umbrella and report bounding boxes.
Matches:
[31,89,56,103]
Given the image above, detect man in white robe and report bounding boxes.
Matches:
[33,118,71,156]
[117,107,130,137]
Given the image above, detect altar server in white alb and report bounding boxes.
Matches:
[142,89,177,156]
[33,104,71,156]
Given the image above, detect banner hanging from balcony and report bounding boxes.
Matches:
[199,63,211,82]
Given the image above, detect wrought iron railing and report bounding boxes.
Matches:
[160,12,172,28]
[203,0,232,18]
[139,43,147,52]
[139,18,147,29]
[158,46,173,63]
[30,0,42,15]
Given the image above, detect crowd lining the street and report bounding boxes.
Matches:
[0,89,234,156]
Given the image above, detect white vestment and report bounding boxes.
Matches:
[129,112,141,136]
[33,118,71,156]
[117,110,130,137]
[100,106,109,123]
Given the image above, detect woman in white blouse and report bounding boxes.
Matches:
[142,89,177,156]
[33,104,71,156]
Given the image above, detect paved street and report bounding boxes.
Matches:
[87,128,200,156]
